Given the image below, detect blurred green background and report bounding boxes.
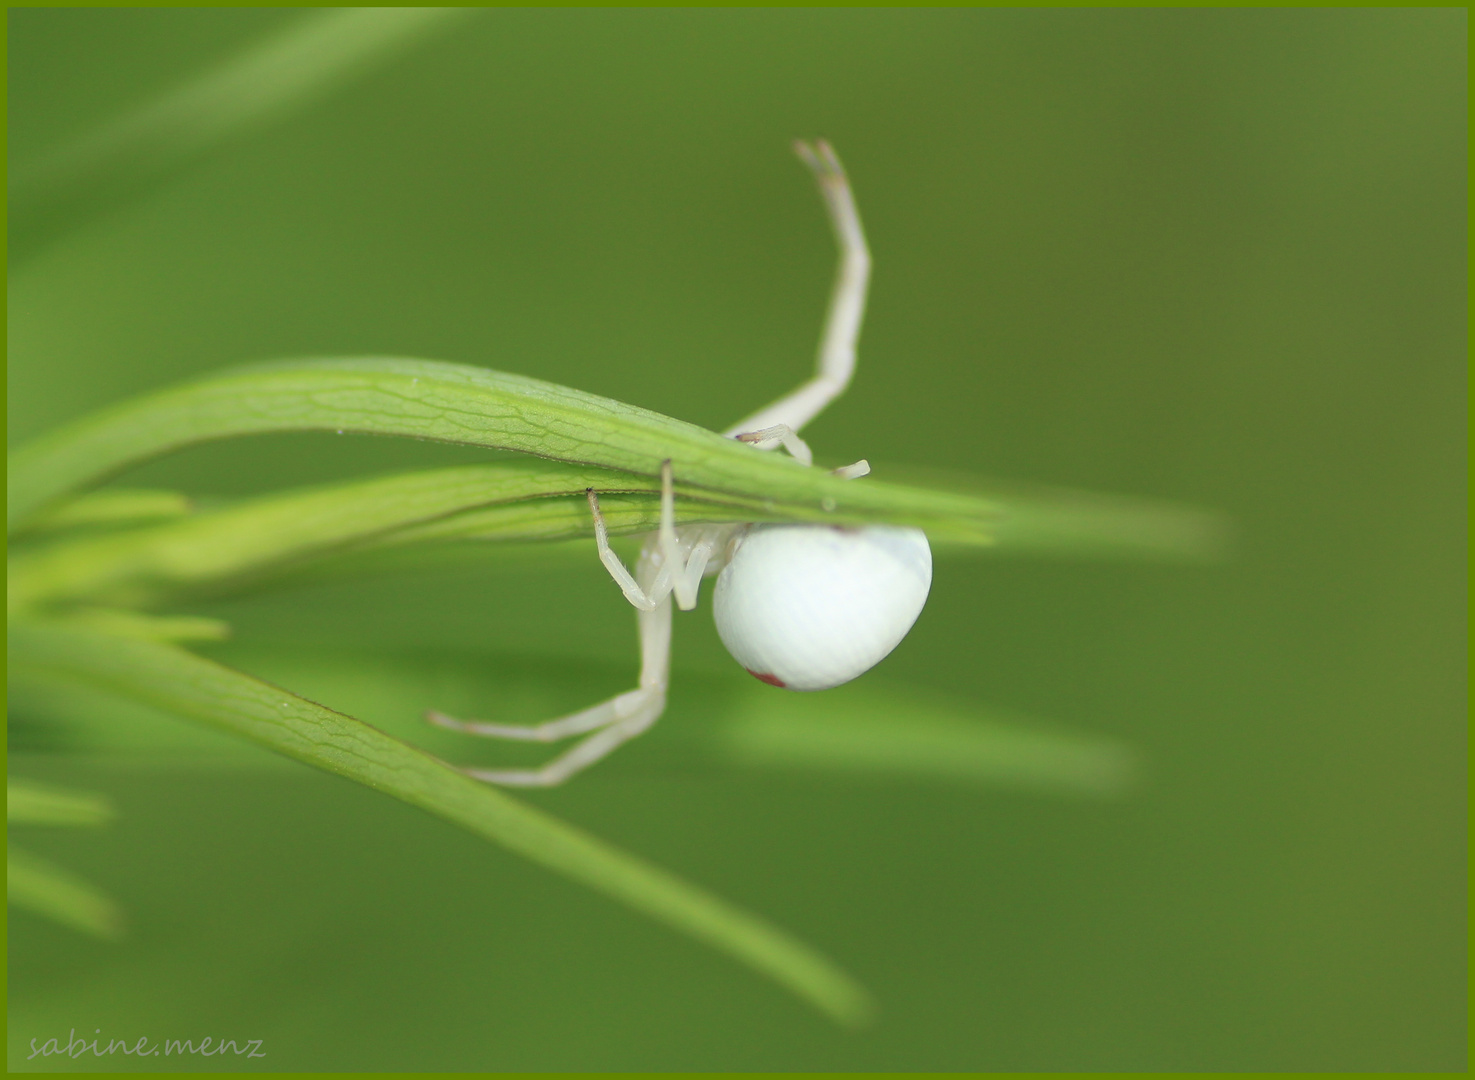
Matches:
[7,8,1465,1070]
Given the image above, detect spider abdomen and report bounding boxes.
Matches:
[713,523,932,691]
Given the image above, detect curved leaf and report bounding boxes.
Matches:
[8,618,873,1026]
[11,9,475,258]
[11,460,1223,615]
[8,778,116,826]
[8,845,124,939]
[10,461,651,610]
[714,682,1137,796]
[13,488,193,537]
[13,644,1137,798]
[7,460,786,611]
[7,356,999,540]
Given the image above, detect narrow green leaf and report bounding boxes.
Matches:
[10,9,475,253]
[38,607,232,643]
[11,664,290,763]
[8,778,116,826]
[358,491,687,547]
[10,457,1220,616]
[7,619,873,1026]
[6,356,999,541]
[8,461,736,611]
[194,644,1140,797]
[933,482,1229,563]
[13,488,193,536]
[380,487,1226,563]
[712,682,1138,796]
[11,650,1135,800]
[8,845,124,939]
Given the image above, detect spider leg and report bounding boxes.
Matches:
[463,693,666,787]
[588,487,662,611]
[734,424,814,466]
[429,486,681,785]
[458,574,672,786]
[725,139,871,439]
[425,688,647,742]
[655,459,730,610]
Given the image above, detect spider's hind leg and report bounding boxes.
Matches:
[426,475,688,786]
[425,586,672,786]
[461,690,667,787]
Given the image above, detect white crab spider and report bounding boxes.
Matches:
[427,140,932,786]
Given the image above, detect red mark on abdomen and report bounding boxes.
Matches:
[747,670,786,688]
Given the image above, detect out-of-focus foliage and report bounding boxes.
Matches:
[8,779,122,939]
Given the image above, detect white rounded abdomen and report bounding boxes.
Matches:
[713,524,932,691]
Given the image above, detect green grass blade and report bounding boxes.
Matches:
[39,608,233,643]
[8,462,616,609]
[8,845,124,939]
[8,778,116,826]
[712,682,1137,796]
[11,663,290,762]
[7,618,873,1025]
[9,457,1221,613]
[10,9,474,254]
[13,488,193,537]
[945,484,1229,563]
[392,488,1226,562]
[11,650,1135,800]
[15,457,911,610]
[6,356,999,541]
[8,461,757,610]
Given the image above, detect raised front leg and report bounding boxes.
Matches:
[726,140,871,440]
[735,424,814,466]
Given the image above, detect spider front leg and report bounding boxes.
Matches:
[734,424,813,466]
[427,462,720,786]
[726,139,870,440]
